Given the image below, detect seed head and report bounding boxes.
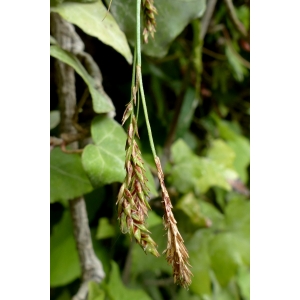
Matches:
[142,0,158,43]
[155,156,193,289]
[117,100,159,257]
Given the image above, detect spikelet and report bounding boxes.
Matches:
[142,0,158,43]
[117,89,159,257]
[155,156,193,289]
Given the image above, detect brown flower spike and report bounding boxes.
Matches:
[142,0,158,43]
[116,90,159,257]
[155,156,193,289]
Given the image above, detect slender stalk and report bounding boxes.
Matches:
[136,0,142,66]
[135,0,192,289]
[136,0,157,159]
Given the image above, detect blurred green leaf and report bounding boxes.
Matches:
[236,5,250,31]
[144,162,158,197]
[147,211,162,228]
[50,148,93,205]
[176,193,210,228]
[50,45,115,113]
[197,159,232,193]
[225,198,250,239]
[131,224,171,278]
[50,110,60,129]
[227,137,250,183]
[176,88,198,138]
[106,0,206,57]
[187,230,212,296]
[50,210,80,286]
[209,232,249,287]
[170,139,234,194]
[214,118,250,183]
[88,282,105,300]
[207,139,235,169]
[107,261,152,300]
[96,217,116,239]
[51,1,132,64]
[225,45,248,82]
[82,116,126,187]
[199,200,225,229]
[236,267,250,300]
[56,289,72,300]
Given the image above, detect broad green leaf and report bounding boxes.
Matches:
[88,282,105,300]
[170,139,233,194]
[50,110,60,129]
[107,261,152,300]
[209,232,249,287]
[50,148,93,205]
[51,1,132,64]
[82,116,126,187]
[131,224,171,278]
[96,217,116,239]
[50,45,114,113]
[106,0,206,58]
[50,210,80,286]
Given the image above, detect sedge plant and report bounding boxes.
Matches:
[117,0,192,289]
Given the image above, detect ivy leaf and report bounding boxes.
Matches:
[50,45,114,114]
[106,261,152,300]
[51,1,132,64]
[50,148,93,205]
[170,139,234,194]
[50,210,80,286]
[82,116,126,187]
[106,0,206,58]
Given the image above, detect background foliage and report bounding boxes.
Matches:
[50,0,250,299]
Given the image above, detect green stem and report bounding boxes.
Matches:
[136,0,142,66]
[136,0,157,158]
[139,75,157,158]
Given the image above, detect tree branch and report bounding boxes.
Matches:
[50,12,105,300]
